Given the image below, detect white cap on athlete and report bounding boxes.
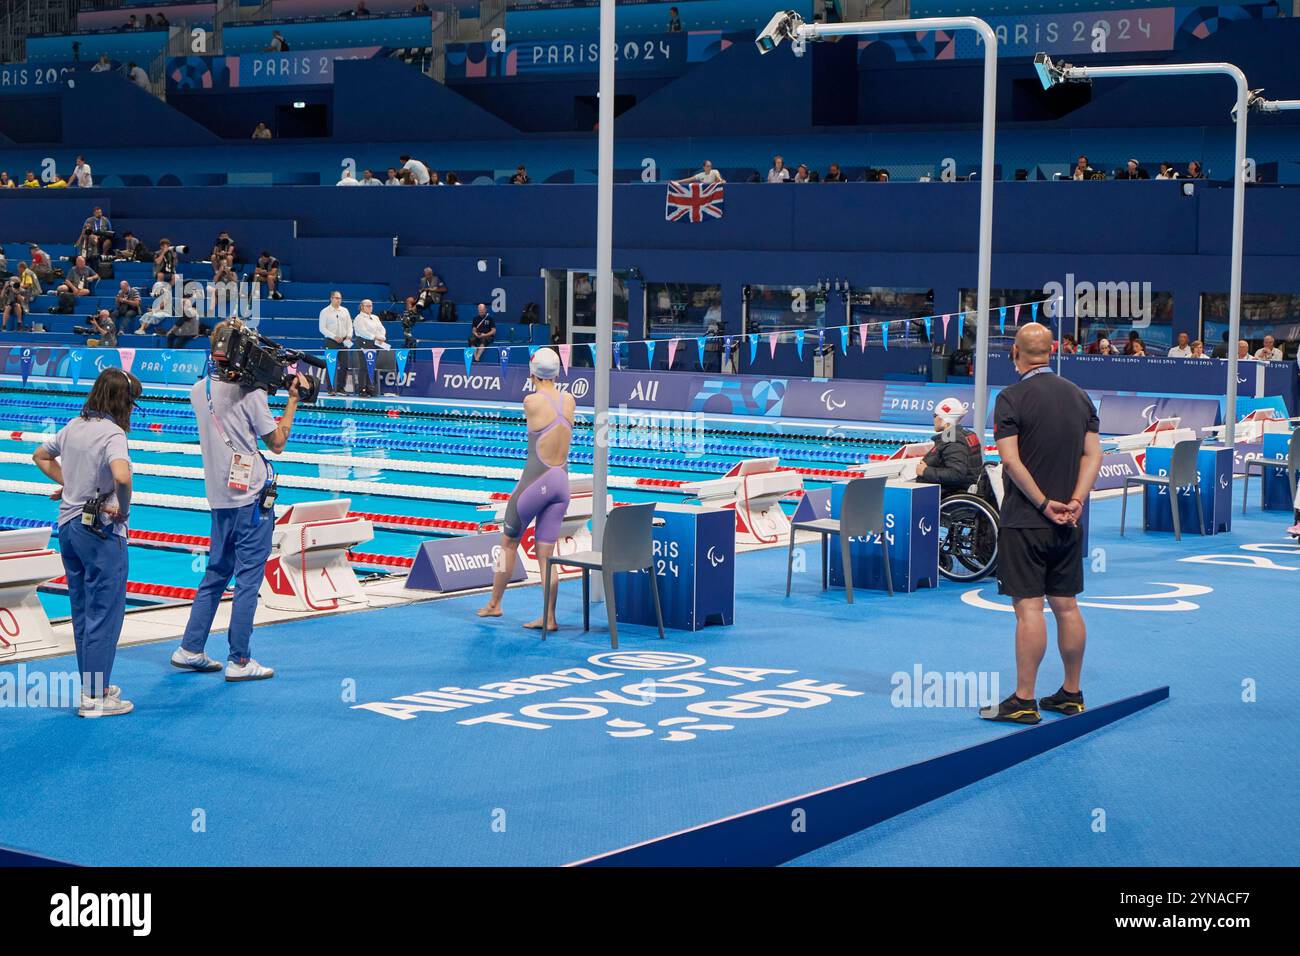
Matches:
[529,347,561,381]
[934,397,968,423]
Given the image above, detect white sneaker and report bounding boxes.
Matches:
[171,647,223,673]
[225,659,275,682]
[78,694,134,718]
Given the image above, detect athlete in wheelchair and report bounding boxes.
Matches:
[914,397,1003,582]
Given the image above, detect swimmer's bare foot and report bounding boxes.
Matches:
[476,605,503,618]
[522,616,558,632]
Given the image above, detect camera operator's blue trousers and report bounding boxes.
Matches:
[58,522,129,698]
[181,503,274,664]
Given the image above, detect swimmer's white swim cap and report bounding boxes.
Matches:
[529,347,561,380]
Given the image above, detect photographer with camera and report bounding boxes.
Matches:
[170,319,313,682]
[399,295,422,348]
[32,368,140,717]
[154,238,178,281]
[85,310,118,348]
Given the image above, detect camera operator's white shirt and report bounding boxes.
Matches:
[352,311,386,344]
[191,376,278,510]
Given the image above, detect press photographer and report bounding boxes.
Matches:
[169,319,322,682]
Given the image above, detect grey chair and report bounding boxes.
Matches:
[543,502,663,649]
[785,476,892,603]
[1120,438,1204,540]
[1242,426,1300,513]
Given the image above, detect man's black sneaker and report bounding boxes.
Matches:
[1039,687,1085,715]
[978,693,1041,725]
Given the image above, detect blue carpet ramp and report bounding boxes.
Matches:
[574,686,1170,867]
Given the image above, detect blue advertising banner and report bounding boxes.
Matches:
[1095,451,1143,491]
[168,47,381,92]
[613,504,734,631]
[1097,394,1222,436]
[405,534,524,594]
[446,32,695,80]
[0,63,79,96]
[859,3,1278,63]
[1143,445,1233,535]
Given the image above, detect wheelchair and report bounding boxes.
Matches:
[937,462,1003,583]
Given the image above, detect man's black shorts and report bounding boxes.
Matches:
[997,525,1085,599]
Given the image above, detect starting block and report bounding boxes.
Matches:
[481,476,603,579]
[849,441,933,481]
[0,527,69,660]
[678,458,803,546]
[1204,409,1300,446]
[260,499,374,612]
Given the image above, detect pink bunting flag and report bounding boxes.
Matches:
[941,314,951,338]
[118,348,135,374]
[431,347,444,381]
[666,338,679,369]
[557,343,571,373]
[1014,304,1022,325]
[858,324,868,352]
[768,332,779,359]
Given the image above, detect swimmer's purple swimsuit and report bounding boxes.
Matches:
[502,390,572,545]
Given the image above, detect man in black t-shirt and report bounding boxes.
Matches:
[980,323,1102,725]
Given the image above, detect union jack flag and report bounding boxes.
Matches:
[665,181,725,223]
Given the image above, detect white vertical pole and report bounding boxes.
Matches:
[592,0,616,580]
[1223,77,1248,446]
[970,35,997,439]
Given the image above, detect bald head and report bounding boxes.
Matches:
[1013,323,1054,370]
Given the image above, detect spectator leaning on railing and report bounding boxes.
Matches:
[674,160,724,185]
[400,154,430,185]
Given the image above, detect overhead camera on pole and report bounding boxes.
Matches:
[1032,53,1089,90]
[755,10,806,53]
[1239,88,1300,116]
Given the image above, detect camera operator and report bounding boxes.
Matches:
[154,238,178,281]
[399,295,422,348]
[170,320,308,682]
[89,310,118,347]
[32,368,140,717]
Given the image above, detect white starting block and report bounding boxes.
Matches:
[479,477,604,578]
[1202,410,1300,445]
[679,458,803,546]
[260,499,374,612]
[1103,417,1195,454]
[0,527,69,660]
[850,441,934,481]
